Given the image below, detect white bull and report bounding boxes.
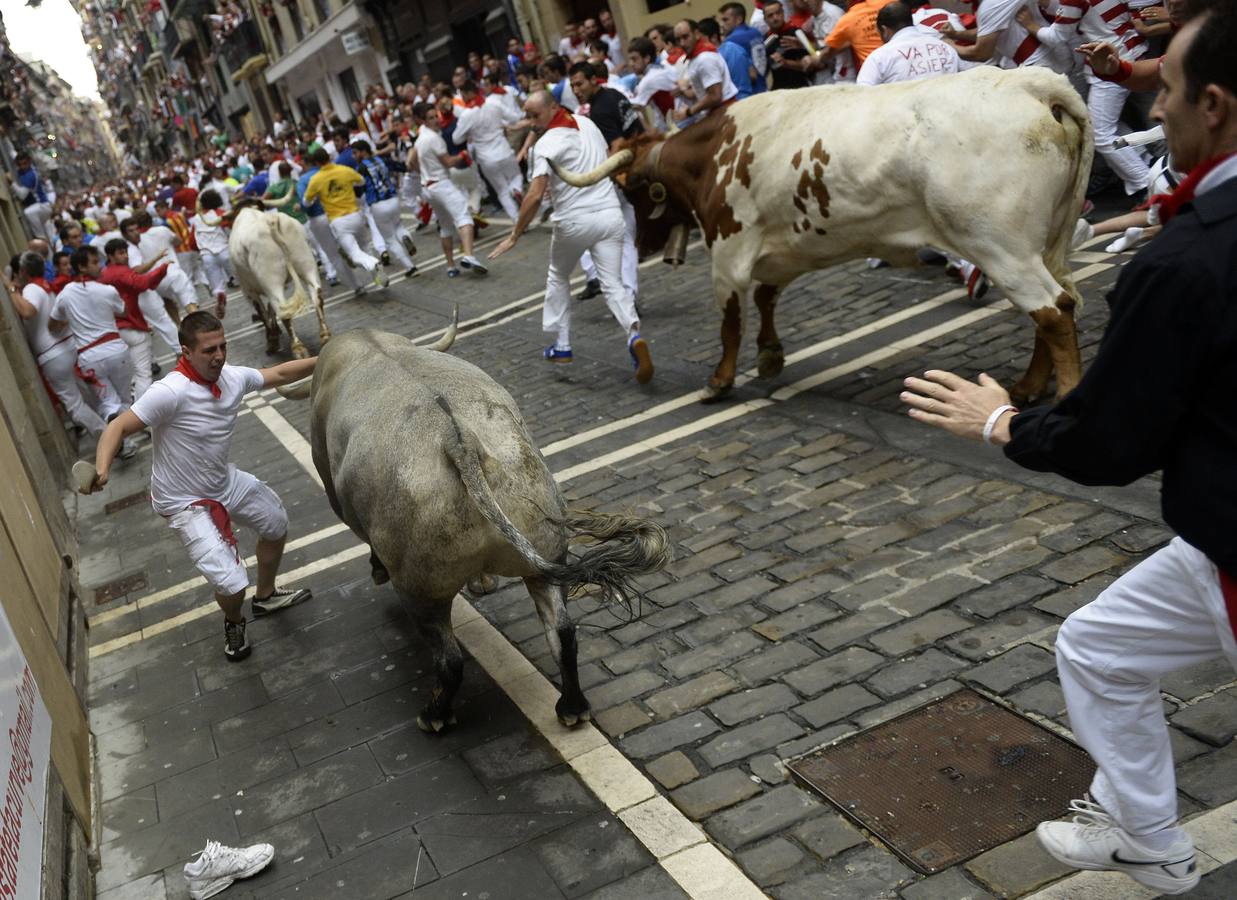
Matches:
[563,66,1094,405]
[228,197,330,358]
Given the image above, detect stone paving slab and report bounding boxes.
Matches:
[80,192,1233,900]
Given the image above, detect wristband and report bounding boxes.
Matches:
[1097,58,1133,83]
[982,405,1018,446]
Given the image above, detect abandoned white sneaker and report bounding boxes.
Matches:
[1035,797,1199,895]
[183,839,274,899]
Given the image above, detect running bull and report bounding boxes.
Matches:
[279,323,670,731]
[553,67,1093,405]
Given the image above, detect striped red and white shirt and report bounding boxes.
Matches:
[1036,0,1147,61]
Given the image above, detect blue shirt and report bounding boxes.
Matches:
[724,24,768,96]
[357,156,398,203]
[335,146,357,169]
[296,167,326,218]
[241,171,270,196]
[16,168,47,205]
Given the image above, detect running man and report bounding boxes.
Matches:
[410,102,488,278]
[80,311,316,661]
[302,148,389,289]
[489,91,653,384]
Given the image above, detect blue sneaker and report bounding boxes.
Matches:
[447,267,460,278]
[544,345,573,364]
[628,334,654,384]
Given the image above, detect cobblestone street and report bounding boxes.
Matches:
[79,210,1237,900]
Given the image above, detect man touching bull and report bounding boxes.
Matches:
[79,312,316,662]
[489,90,654,384]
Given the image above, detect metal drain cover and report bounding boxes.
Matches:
[787,688,1093,873]
[105,490,149,514]
[94,572,148,605]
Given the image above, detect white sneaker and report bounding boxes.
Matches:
[372,268,389,289]
[1035,797,1199,895]
[1072,217,1094,248]
[183,839,274,899]
[459,255,488,275]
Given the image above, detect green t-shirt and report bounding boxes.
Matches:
[267,178,306,223]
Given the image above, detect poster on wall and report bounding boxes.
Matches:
[0,601,51,900]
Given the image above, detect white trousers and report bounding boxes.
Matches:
[39,343,106,435]
[449,165,483,214]
[201,249,232,297]
[581,195,639,298]
[306,216,356,288]
[545,207,639,348]
[329,212,380,273]
[1056,537,1237,840]
[23,202,55,245]
[77,342,133,419]
[362,201,387,254]
[120,328,154,400]
[178,251,207,288]
[369,198,414,268]
[138,290,180,354]
[425,181,473,239]
[476,152,523,221]
[1088,77,1151,195]
[157,265,199,312]
[300,220,337,281]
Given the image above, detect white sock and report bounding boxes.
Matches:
[1132,826,1189,852]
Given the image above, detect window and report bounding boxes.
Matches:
[311,0,331,27]
[338,67,360,106]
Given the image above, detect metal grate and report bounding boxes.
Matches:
[94,572,147,605]
[787,688,1094,873]
[104,490,150,514]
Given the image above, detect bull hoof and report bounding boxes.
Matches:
[371,567,390,586]
[291,343,309,360]
[756,343,785,380]
[465,573,498,596]
[416,713,457,734]
[265,337,281,355]
[555,696,591,728]
[699,380,734,404]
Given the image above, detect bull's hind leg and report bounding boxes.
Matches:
[753,283,785,379]
[315,288,332,345]
[525,575,590,727]
[281,316,309,359]
[405,595,463,733]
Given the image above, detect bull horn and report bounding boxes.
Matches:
[276,378,313,400]
[649,203,666,221]
[549,149,634,187]
[428,305,458,352]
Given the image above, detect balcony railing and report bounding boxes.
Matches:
[220,19,267,75]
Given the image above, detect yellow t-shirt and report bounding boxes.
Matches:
[302,163,363,220]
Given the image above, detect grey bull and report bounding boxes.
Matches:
[280,324,670,731]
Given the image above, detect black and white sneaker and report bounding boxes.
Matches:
[224,617,250,662]
[252,587,312,618]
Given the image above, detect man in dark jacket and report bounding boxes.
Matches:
[901,8,1236,895]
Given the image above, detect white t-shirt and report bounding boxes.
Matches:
[978,0,1064,69]
[632,63,679,128]
[131,364,266,515]
[139,225,180,269]
[530,114,621,222]
[913,6,965,34]
[21,282,66,359]
[191,213,230,255]
[811,4,852,84]
[50,281,124,350]
[857,26,962,84]
[454,95,523,164]
[686,50,739,108]
[414,127,452,184]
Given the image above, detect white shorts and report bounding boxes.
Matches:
[167,470,287,597]
[425,180,473,238]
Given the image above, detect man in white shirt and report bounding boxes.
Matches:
[672,19,740,125]
[489,92,653,385]
[951,0,1072,72]
[627,37,680,133]
[131,213,201,315]
[82,311,317,661]
[49,246,136,433]
[410,103,487,278]
[6,252,107,437]
[119,217,184,354]
[857,1,962,84]
[453,81,526,221]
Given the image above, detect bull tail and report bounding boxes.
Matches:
[268,215,310,320]
[1040,74,1093,307]
[435,396,670,609]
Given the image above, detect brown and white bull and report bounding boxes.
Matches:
[229,196,332,358]
[554,66,1093,405]
[279,324,670,732]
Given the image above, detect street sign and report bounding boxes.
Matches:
[341,29,370,55]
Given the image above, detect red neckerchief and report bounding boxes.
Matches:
[667,47,685,63]
[546,107,579,131]
[174,356,221,398]
[439,110,456,128]
[688,38,718,59]
[28,276,52,292]
[1154,151,1237,224]
[489,85,507,95]
[464,95,484,109]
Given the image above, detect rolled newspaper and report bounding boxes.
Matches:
[1113,125,1164,149]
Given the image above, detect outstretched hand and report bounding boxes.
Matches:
[901,370,1016,444]
[489,233,518,260]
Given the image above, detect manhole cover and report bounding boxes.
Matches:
[94,572,147,605]
[787,688,1093,873]
[105,490,149,514]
